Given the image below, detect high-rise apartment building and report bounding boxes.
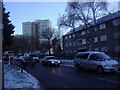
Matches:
[22,22,32,37]
[35,19,52,42]
[22,19,52,51]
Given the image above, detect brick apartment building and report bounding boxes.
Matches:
[63,11,120,59]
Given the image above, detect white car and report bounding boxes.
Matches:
[74,51,118,74]
[41,56,61,66]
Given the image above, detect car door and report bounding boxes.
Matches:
[88,54,101,70]
[77,54,89,69]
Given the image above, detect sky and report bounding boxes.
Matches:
[3,1,119,35]
[3,2,67,35]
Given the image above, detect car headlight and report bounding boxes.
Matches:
[51,61,54,64]
[58,61,60,63]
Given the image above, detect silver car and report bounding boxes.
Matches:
[74,51,118,74]
[41,56,61,66]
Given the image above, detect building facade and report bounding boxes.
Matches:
[22,19,52,51]
[35,19,52,42]
[63,11,120,59]
[22,22,32,37]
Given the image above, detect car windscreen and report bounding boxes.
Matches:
[91,53,111,60]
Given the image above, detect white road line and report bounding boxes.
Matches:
[93,77,120,85]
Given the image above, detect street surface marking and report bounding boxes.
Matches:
[93,76,120,85]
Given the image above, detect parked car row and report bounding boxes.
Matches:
[3,51,119,74]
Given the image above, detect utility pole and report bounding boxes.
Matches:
[0,1,3,89]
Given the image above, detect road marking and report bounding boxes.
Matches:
[93,77,120,85]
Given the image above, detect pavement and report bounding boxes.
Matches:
[3,64,42,89]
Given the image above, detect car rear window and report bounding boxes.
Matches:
[76,54,89,59]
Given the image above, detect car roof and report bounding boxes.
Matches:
[77,51,104,54]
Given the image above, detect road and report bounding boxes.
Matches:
[24,63,120,88]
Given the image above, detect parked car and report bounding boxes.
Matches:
[3,55,9,64]
[14,56,35,67]
[41,56,61,66]
[32,56,39,63]
[74,51,118,74]
[3,55,9,61]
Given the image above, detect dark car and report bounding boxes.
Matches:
[14,56,35,67]
[3,55,9,63]
[30,55,40,63]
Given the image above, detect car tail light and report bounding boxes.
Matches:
[24,61,27,62]
[33,60,35,62]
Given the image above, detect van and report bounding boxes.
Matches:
[74,51,118,74]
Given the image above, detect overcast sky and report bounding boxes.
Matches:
[3,1,119,35]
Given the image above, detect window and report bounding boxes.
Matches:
[99,23,106,30]
[65,44,68,47]
[65,36,68,40]
[82,39,87,44]
[69,35,71,38]
[92,27,97,31]
[76,54,89,59]
[94,37,98,43]
[114,32,120,39]
[115,46,120,52]
[89,54,101,60]
[77,41,80,46]
[113,18,120,26]
[73,42,76,46]
[69,43,72,47]
[87,30,89,33]
[72,34,76,38]
[101,47,108,52]
[100,35,107,41]
[94,48,99,51]
[81,31,86,35]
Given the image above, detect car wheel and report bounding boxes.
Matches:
[75,64,81,71]
[97,66,104,74]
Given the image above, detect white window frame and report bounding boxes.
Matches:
[94,37,98,43]
[81,31,86,35]
[99,23,106,30]
[100,35,107,41]
[82,39,87,45]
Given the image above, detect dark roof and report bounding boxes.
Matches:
[64,11,120,36]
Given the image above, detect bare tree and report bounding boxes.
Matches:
[52,28,62,56]
[58,1,108,50]
[42,28,52,55]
